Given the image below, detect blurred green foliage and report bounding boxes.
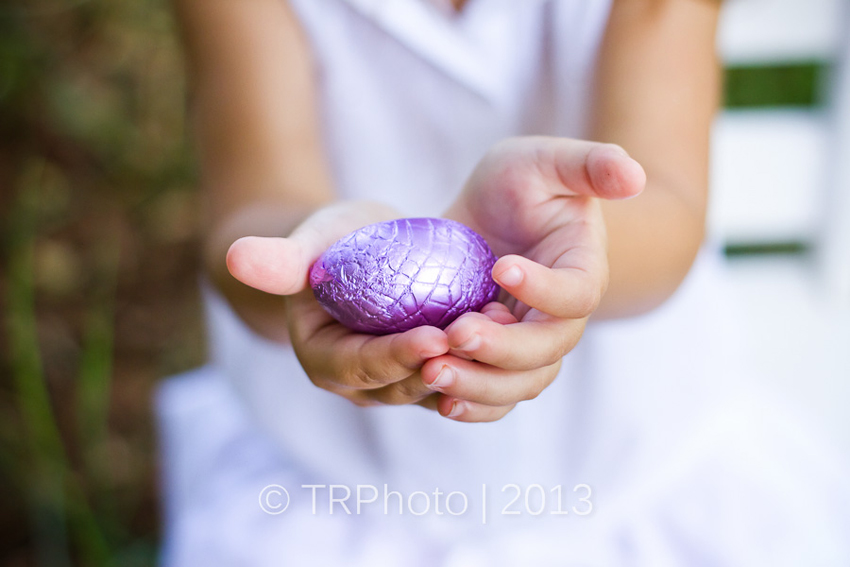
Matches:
[1,0,203,565]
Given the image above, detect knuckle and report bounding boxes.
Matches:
[391,380,421,403]
[382,382,415,405]
[368,391,397,405]
[523,363,561,402]
[478,404,516,423]
[569,287,602,318]
[560,331,579,356]
[588,286,604,312]
[542,353,563,369]
[521,387,542,402]
[598,266,610,298]
[350,395,380,408]
[541,339,570,369]
[370,380,423,406]
[345,365,378,388]
[363,346,412,386]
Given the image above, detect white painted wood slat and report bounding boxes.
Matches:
[712,0,850,302]
[708,110,828,243]
[819,16,850,306]
[711,0,844,237]
[718,0,844,64]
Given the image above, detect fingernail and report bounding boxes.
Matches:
[605,143,630,158]
[496,265,523,287]
[427,365,455,390]
[447,400,464,418]
[455,334,480,354]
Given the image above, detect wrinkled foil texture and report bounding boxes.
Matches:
[309,218,500,335]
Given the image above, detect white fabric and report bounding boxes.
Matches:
[157,0,850,564]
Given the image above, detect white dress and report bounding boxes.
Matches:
[156,1,850,565]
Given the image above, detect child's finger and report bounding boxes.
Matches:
[445,314,585,371]
[492,254,607,320]
[353,325,449,387]
[421,356,560,407]
[364,372,434,405]
[416,394,440,411]
[227,235,317,295]
[288,294,449,389]
[531,138,645,200]
[582,143,646,200]
[480,301,519,325]
[226,204,393,296]
[436,396,516,423]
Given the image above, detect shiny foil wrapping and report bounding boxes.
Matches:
[309,218,500,335]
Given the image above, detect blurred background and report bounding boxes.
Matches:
[1,0,848,565]
[1,0,201,565]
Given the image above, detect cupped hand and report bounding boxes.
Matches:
[225,201,449,408]
[426,137,646,422]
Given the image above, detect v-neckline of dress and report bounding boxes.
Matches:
[338,0,523,102]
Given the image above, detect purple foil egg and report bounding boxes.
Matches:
[309,218,500,335]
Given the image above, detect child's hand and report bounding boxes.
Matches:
[427,137,646,422]
[226,201,450,408]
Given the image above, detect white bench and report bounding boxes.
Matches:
[709,0,850,305]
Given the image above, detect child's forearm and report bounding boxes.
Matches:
[595,182,705,319]
[175,0,339,339]
[590,0,721,318]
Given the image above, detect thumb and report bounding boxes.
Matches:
[225,201,401,295]
[531,138,646,200]
[226,229,325,296]
[582,143,646,200]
